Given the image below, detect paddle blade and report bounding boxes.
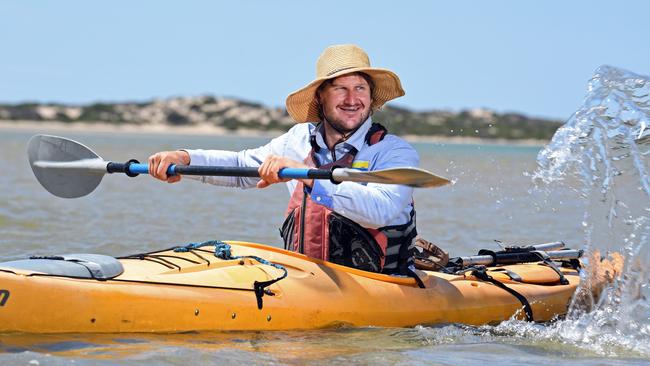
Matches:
[28,135,106,198]
[332,167,451,188]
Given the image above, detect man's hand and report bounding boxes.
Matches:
[148,150,190,183]
[257,155,313,188]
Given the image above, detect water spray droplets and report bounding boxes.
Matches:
[532,65,650,357]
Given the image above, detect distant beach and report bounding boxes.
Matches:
[0,120,548,147]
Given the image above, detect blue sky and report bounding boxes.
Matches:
[1,1,648,120]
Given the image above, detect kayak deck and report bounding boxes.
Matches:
[0,241,579,333]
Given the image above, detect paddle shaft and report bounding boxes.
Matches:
[105,161,333,180]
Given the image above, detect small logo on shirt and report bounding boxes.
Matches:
[352,160,369,170]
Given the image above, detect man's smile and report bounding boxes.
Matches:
[339,105,362,113]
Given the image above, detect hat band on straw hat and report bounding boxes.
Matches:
[286,44,405,123]
[326,66,357,77]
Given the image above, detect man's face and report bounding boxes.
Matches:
[318,73,373,134]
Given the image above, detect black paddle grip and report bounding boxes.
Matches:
[306,168,335,181]
[106,160,140,177]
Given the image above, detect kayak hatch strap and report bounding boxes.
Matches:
[491,268,523,282]
[531,251,570,285]
[471,268,534,322]
[175,240,288,310]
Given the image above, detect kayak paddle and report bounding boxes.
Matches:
[28,134,452,198]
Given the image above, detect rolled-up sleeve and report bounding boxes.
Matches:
[183,130,294,188]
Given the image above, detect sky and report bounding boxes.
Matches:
[1,1,648,120]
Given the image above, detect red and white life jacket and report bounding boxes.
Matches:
[279,123,417,275]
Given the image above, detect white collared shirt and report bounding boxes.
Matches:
[185,118,418,228]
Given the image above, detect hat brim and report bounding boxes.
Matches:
[285,67,405,123]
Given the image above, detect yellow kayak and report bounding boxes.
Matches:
[0,241,582,333]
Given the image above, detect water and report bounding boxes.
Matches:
[0,66,648,364]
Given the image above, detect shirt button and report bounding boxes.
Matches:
[316,197,321,202]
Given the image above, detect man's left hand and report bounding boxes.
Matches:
[257,155,313,188]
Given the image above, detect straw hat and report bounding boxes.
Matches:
[285,44,405,123]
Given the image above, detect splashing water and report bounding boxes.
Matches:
[530,65,650,356]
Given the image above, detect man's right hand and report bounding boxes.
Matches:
[257,155,313,189]
[148,150,190,183]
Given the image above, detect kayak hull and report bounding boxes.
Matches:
[0,241,579,333]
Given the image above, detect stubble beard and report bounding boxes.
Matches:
[323,108,372,135]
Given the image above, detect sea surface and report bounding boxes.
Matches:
[0,65,648,365]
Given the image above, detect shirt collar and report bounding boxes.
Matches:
[312,117,373,152]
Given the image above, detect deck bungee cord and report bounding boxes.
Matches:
[119,240,289,309]
[173,240,288,309]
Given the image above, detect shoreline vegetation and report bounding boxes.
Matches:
[0,95,563,146]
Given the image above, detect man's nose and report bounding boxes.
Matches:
[343,91,356,104]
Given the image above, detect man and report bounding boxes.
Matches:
[149,44,419,276]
